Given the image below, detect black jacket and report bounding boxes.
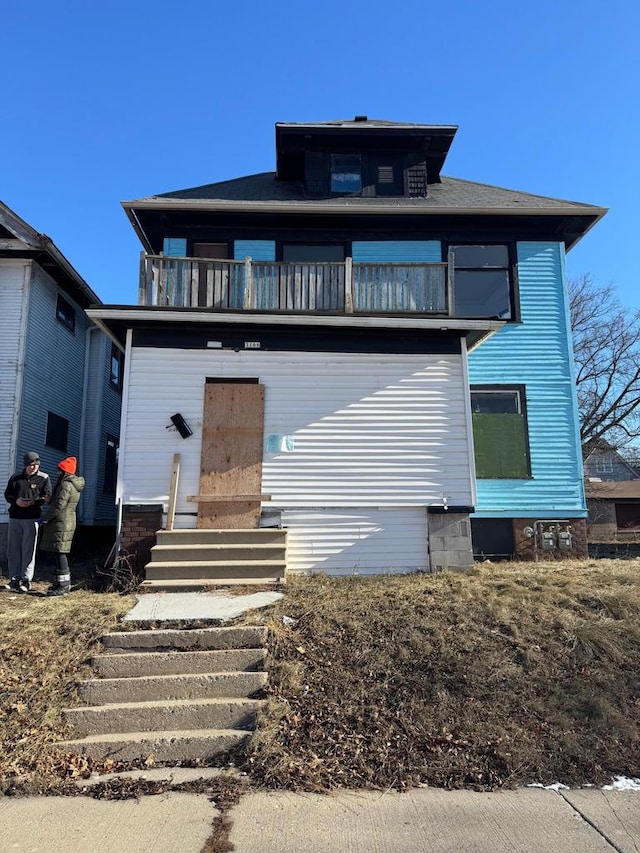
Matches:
[4,469,52,519]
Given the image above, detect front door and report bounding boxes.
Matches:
[197,380,265,529]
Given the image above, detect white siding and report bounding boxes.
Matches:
[121,348,474,519]
[0,260,28,522]
[283,508,429,574]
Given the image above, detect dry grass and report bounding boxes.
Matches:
[0,581,133,787]
[242,559,640,791]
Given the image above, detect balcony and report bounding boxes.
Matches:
[138,254,453,316]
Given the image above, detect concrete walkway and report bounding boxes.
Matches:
[124,590,284,622]
[0,786,638,852]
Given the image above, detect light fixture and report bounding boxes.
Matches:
[168,413,193,439]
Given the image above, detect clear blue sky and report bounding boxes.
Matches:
[2,0,637,307]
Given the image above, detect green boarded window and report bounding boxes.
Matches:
[471,387,530,478]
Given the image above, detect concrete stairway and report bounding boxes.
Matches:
[141,529,287,591]
[56,625,267,764]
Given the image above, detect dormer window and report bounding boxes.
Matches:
[330,154,361,193]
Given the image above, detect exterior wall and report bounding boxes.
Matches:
[118,347,475,522]
[351,241,441,262]
[0,259,29,526]
[17,265,90,481]
[79,331,121,524]
[283,508,429,574]
[234,240,276,261]
[469,242,585,519]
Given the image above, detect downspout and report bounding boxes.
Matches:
[78,324,100,523]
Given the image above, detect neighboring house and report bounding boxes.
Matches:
[583,441,640,482]
[88,118,605,574]
[583,442,640,547]
[0,201,122,559]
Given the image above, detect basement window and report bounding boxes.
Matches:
[471,386,530,478]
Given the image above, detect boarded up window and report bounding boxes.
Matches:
[615,503,640,530]
[471,387,530,479]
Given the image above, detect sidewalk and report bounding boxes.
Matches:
[0,786,638,853]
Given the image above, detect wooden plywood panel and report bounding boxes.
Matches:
[198,383,265,528]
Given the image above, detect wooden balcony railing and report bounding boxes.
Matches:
[138,253,453,316]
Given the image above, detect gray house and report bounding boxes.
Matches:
[0,201,121,558]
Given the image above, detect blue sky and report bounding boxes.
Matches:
[2,0,637,307]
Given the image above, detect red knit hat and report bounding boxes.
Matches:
[58,457,77,475]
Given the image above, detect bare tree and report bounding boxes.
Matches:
[569,275,640,450]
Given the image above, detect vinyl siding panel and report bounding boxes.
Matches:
[17,265,89,481]
[0,260,28,521]
[283,508,429,574]
[163,238,187,256]
[234,240,276,261]
[120,348,474,519]
[351,241,442,262]
[468,242,585,517]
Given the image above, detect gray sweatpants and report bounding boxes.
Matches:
[7,518,39,582]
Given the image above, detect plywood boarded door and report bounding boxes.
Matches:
[197,381,265,529]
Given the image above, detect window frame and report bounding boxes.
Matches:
[446,242,520,322]
[109,343,124,393]
[330,154,362,194]
[103,434,118,496]
[45,411,69,453]
[55,294,76,333]
[470,384,531,479]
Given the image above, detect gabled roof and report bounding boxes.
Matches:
[0,200,100,307]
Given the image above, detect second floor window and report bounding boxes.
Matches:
[331,154,361,193]
[46,411,69,453]
[451,245,512,319]
[110,344,124,392]
[56,294,76,333]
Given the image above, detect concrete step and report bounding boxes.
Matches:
[92,648,265,678]
[78,671,268,704]
[144,560,286,581]
[140,577,284,592]
[63,697,264,737]
[149,543,286,563]
[155,529,286,546]
[101,626,267,653]
[55,727,250,762]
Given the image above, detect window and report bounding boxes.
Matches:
[593,455,614,474]
[471,386,530,478]
[46,412,69,452]
[110,344,124,392]
[330,154,361,193]
[451,245,512,319]
[56,294,76,332]
[103,435,118,496]
[281,244,345,262]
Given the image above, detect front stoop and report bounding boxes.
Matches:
[141,528,288,591]
[56,626,268,764]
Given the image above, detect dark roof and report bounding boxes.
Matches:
[0,200,100,307]
[132,171,603,215]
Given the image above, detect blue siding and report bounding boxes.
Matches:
[234,240,275,261]
[17,266,88,480]
[352,241,441,262]
[468,242,585,517]
[163,238,187,256]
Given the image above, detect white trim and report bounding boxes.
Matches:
[460,337,477,509]
[115,328,133,506]
[9,262,31,472]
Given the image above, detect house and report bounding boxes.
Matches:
[582,441,640,551]
[0,201,122,559]
[88,118,605,578]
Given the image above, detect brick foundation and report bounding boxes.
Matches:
[119,505,163,574]
[512,517,588,560]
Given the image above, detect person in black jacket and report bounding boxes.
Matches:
[4,451,51,592]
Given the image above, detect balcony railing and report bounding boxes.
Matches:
[138,253,453,316]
